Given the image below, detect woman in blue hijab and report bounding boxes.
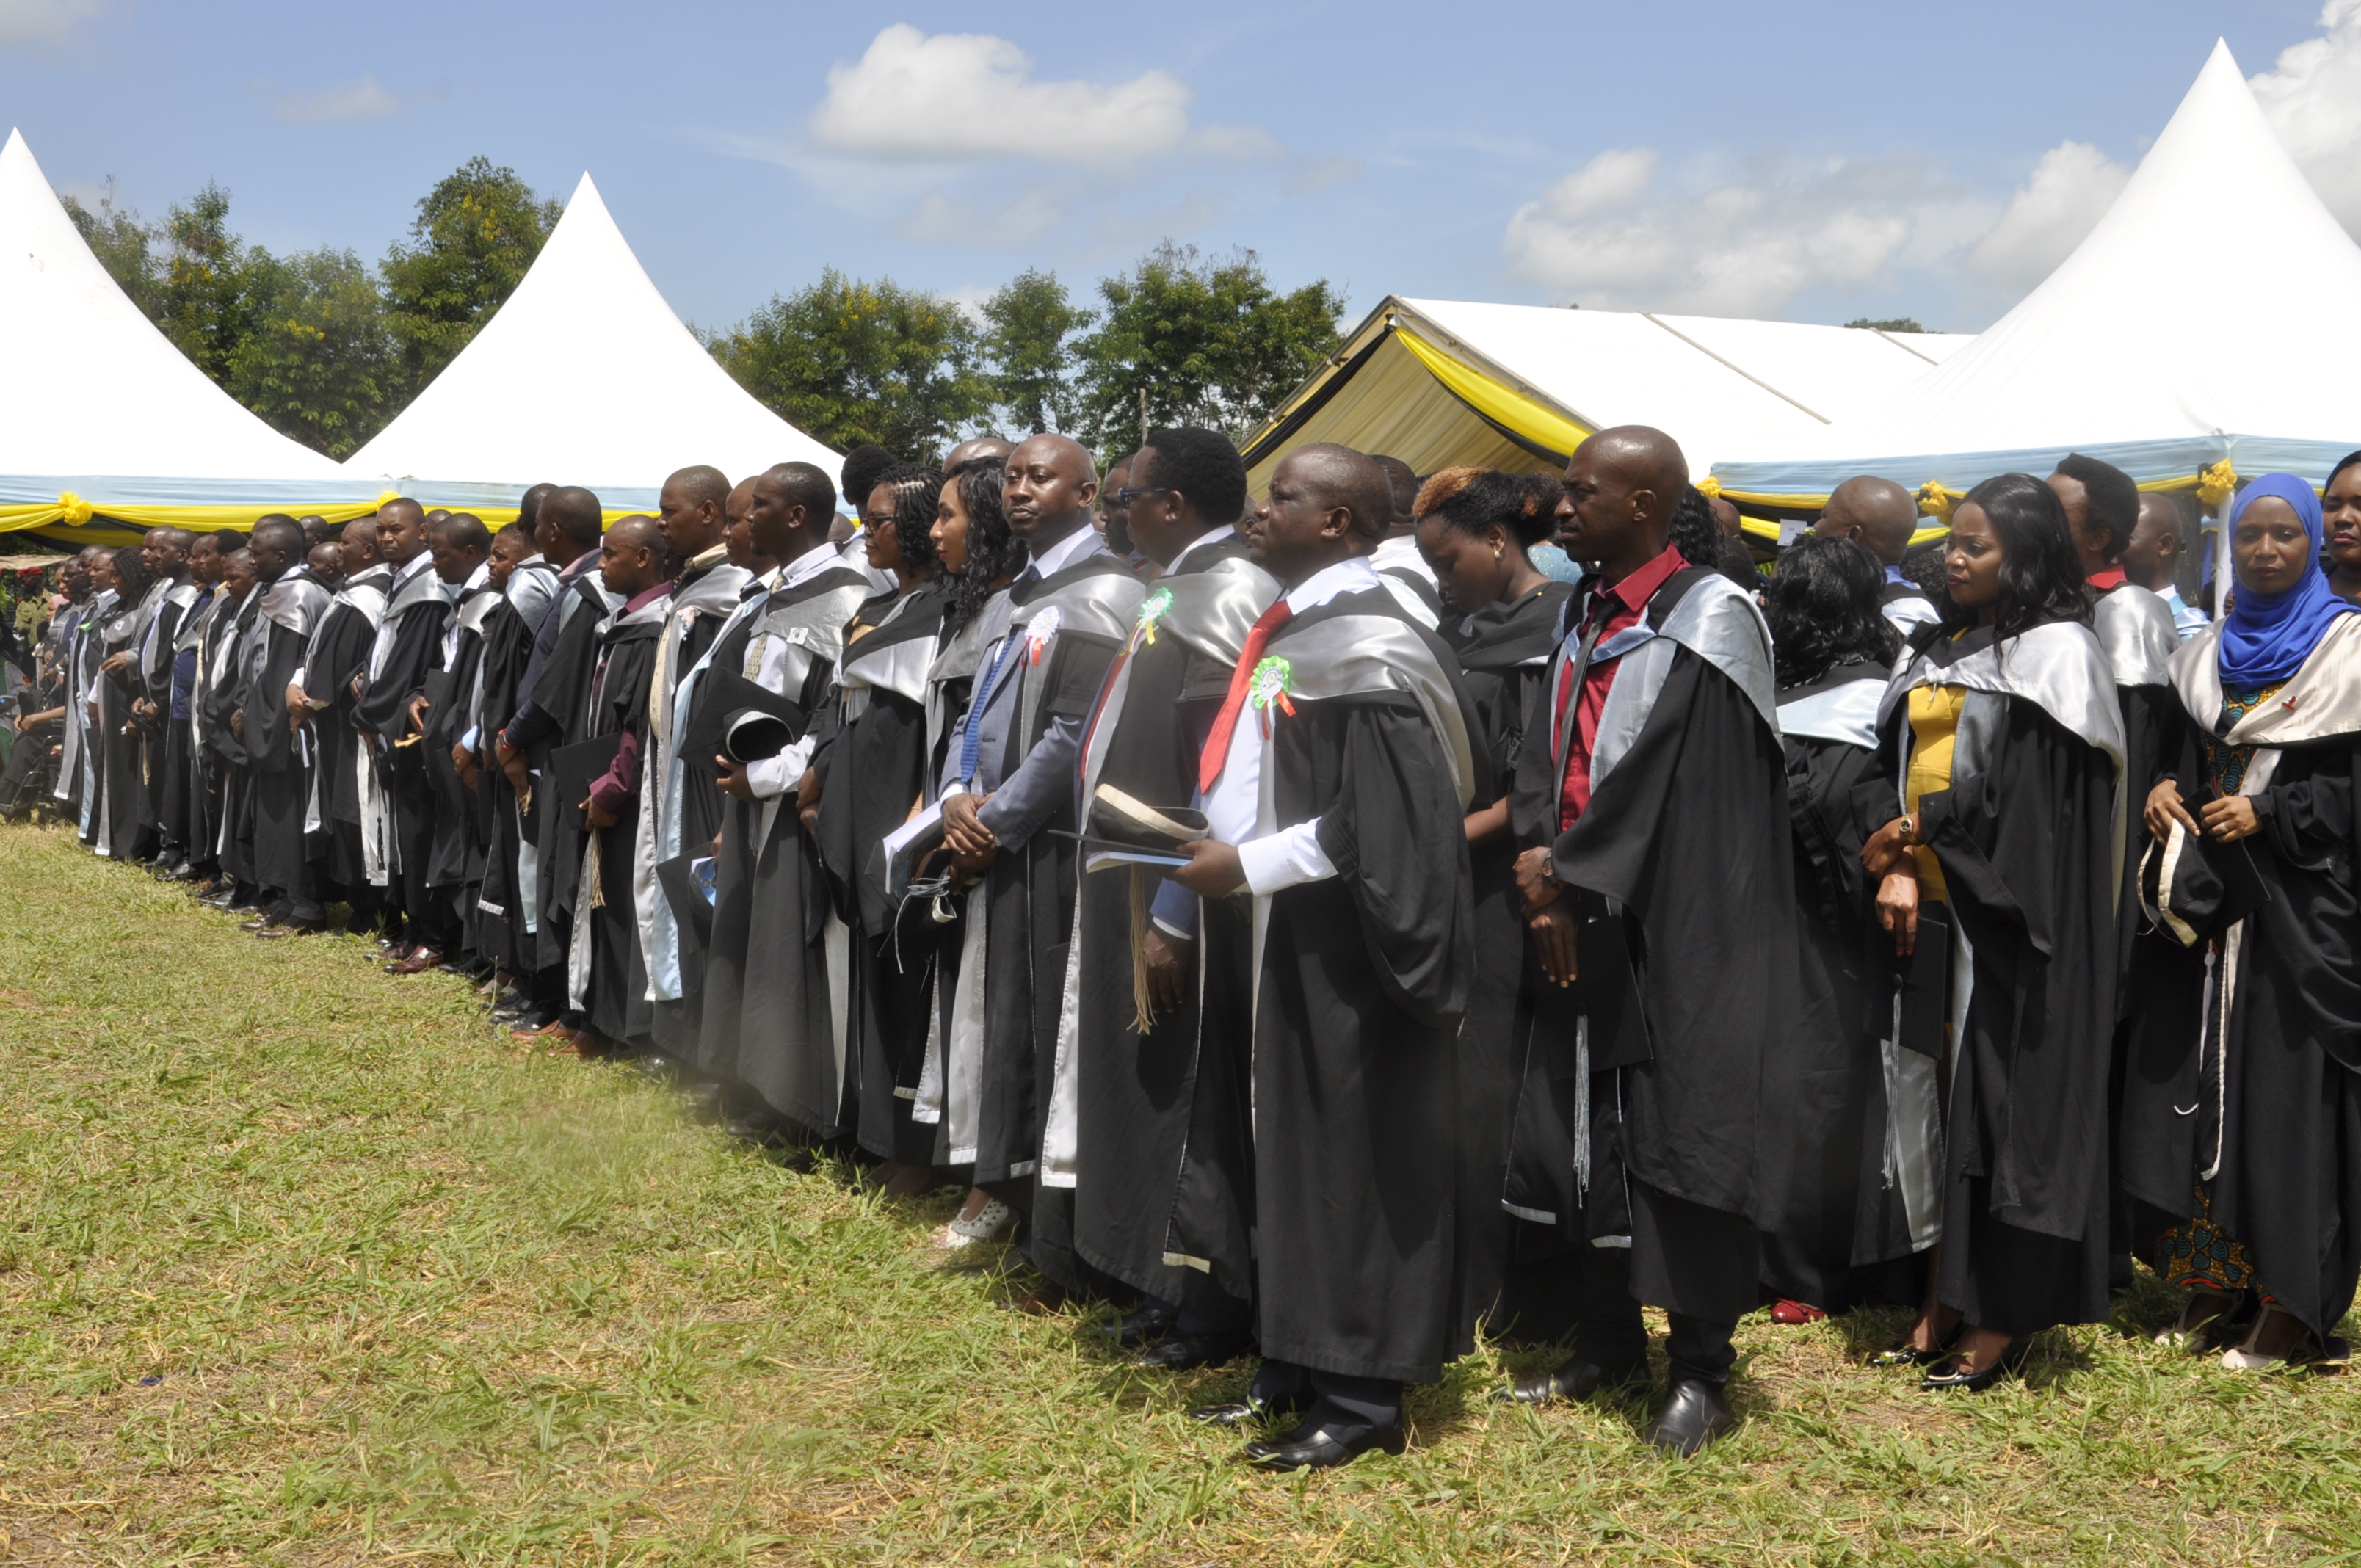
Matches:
[2125,472,2361,1369]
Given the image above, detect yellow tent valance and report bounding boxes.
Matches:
[1393,327,1593,462]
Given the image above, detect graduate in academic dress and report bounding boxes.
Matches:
[1042,428,1274,1363]
[806,465,949,1184]
[185,541,247,896]
[909,457,1026,1232]
[1408,468,1575,1351]
[466,522,554,986]
[93,547,161,862]
[201,551,263,908]
[1498,427,1805,1457]
[1815,476,1942,636]
[631,467,748,1067]
[689,464,874,1132]
[297,520,391,931]
[239,518,334,934]
[416,515,496,951]
[1859,472,2123,1391]
[937,435,1146,1288]
[2125,473,2361,1369]
[493,487,609,1039]
[1753,537,1921,1321]
[131,529,198,867]
[159,534,228,879]
[1166,443,1479,1473]
[44,551,99,826]
[354,500,458,969]
[569,518,672,1052]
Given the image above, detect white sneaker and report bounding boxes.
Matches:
[938,1197,1015,1249]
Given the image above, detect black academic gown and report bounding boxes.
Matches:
[1247,588,1479,1384]
[471,562,556,976]
[246,572,331,907]
[690,561,874,1128]
[814,578,955,1164]
[424,580,500,906]
[2122,620,2361,1340]
[577,594,668,1047]
[1884,619,2122,1335]
[1505,566,1809,1330]
[1442,580,1573,1346]
[192,588,247,874]
[97,589,158,862]
[526,573,620,976]
[139,583,195,851]
[304,567,390,895]
[1758,659,1921,1310]
[358,565,456,936]
[206,591,263,885]
[1060,537,1274,1322]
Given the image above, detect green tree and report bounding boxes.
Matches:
[380,156,561,401]
[228,249,396,459]
[708,269,992,458]
[61,183,158,317]
[1845,316,1926,333]
[1071,243,1346,454]
[981,268,1092,435]
[155,182,265,386]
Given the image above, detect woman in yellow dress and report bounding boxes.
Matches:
[1859,472,2125,1390]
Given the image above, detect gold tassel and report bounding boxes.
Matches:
[1128,864,1156,1034]
[585,830,606,911]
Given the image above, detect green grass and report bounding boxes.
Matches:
[1,819,2358,1566]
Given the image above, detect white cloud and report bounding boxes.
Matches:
[897,188,1074,245]
[0,0,95,48]
[2250,0,2361,231]
[810,24,1268,168]
[1504,146,1994,316]
[1965,140,2129,290]
[271,73,407,126]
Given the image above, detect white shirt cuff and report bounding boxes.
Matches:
[745,736,815,799]
[1237,817,1335,896]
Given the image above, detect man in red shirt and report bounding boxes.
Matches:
[1500,427,1803,1458]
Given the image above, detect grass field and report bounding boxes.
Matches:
[2,820,2359,1566]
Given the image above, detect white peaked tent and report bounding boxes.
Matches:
[347,173,841,503]
[0,127,342,489]
[1713,40,2361,505]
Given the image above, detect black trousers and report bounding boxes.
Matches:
[1562,1177,1758,1387]
[1249,1360,1401,1439]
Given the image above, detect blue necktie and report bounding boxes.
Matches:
[956,570,1037,786]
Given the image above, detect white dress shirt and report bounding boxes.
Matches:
[742,543,852,798]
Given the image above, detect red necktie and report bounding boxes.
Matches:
[1197,599,1294,794]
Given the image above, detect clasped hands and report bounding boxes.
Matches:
[2144,780,2258,846]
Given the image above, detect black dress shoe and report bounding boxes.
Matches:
[1644,1378,1739,1457]
[1865,1324,1962,1368]
[1241,1423,1407,1472]
[1114,1302,1179,1349]
[725,1116,789,1148]
[1134,1329,1254,1371]
[1918,1339,2028,1393]
[1495,1355,1649,1406]
[1188,1394,1305,1429]
[238,915,274,932]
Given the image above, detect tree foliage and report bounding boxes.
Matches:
[228,250,397,460]
[1070,244,1345,452]
[708,269,993,459]
[981,269,1092,436]
[380,156,562,402]
[1844,316,1926,333]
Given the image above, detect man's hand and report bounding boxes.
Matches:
[405,693,429,736]
[1141,924,1193,1015]
[1876,862,1921,957]
[1528,899,1580,988]
[2146,780,2200,843]
[717,755,757,802]
[101,652,131,676]
[349,673,366,702]
[230,708,245,741]
[284,682,313,727]
[1170,838,1245,899]
[584,794,618,830]
[2201,794,2261,843]
[1862,815,1917,879]
[942,791,998,857]
[131,697,158,723]
[454,743,479,790]
[1513,844,1562,915]
[797,766,824,836]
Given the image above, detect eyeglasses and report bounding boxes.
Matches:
[1110,486,1173,508]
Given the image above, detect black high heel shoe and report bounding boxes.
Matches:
[1918,1337,2029,1392]
[1866,1322,1960,1368]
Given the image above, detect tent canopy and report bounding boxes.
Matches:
[1240,296,1971,494]
[345,173,841,505]
[1712,40,2361,510]
[0,128,358,543]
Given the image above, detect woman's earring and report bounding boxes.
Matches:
[1493,545,1503,559]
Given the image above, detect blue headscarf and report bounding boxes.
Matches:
[2217,473,2361,686]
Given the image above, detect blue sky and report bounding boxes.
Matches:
[4,0,2359,335]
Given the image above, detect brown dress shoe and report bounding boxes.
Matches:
[385,946,444,975]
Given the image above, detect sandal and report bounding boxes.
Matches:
[939,1197,1015,1249]
[2222,1305,2320,1371]
[2155,1289,2238,1351]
